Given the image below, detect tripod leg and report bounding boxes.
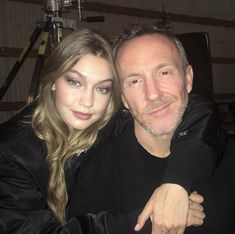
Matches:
[0,25,42,100]
[27,19,65,102]
[27,21,51,102]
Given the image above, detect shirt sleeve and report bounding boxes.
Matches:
[161,94,228,193]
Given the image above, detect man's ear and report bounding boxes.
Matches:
[186,65,193,93]
[121,95,130,110]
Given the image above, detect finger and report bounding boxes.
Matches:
[189,191,204,203]
[189,200,204,211]
[187,209,205,227]
[191,216,204,226]
[135,199,153,231]
[191,209,206,219]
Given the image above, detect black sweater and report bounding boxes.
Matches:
[71,121,234,233]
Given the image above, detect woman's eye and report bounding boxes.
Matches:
[96,87,112,94]
[67,79,81,87]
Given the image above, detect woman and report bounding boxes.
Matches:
[0,28,225,233]
[0,28,124,233]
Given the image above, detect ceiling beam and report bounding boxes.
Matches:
[7,0,235,28]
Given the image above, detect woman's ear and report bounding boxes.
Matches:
[51,83,56,91]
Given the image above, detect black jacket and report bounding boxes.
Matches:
[0,94,227,233]
[0,108,136,234]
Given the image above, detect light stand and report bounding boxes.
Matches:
[0,0,76,101]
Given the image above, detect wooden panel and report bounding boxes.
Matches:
[0,47,38,57]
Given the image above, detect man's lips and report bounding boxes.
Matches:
[148,103,171,116]
[73,111,92,120]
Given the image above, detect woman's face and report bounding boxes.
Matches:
[52,54,114,130]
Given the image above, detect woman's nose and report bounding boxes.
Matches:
[79,89,94,108]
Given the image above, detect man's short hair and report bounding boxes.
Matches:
[113,24,189,71]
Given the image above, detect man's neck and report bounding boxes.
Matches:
[134,123,172,158]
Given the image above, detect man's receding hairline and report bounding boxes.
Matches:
[115,33,179,61]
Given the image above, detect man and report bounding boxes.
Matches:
[68,25,232,233]
[113,24,199,233]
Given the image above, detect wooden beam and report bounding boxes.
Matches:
[7,0,235,28]
[0,47,38,58]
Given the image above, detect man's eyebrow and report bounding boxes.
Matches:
[122,73,142,81]
[122,64,175,80]
[155,63,175,70]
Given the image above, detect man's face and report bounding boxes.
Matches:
[116,34,193,138]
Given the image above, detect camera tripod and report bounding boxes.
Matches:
[0,0,104,101]
[0,0,77,101]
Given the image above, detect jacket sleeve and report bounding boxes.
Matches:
[161,94,228,193]
[0,148,139,234]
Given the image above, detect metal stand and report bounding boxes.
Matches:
[0,0,75,101]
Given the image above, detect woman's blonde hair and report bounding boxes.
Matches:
[32,28,120,223]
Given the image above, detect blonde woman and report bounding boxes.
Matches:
[0,28,125,233]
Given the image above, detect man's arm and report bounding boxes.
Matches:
[136,94,227,233]
[163,93,227,191]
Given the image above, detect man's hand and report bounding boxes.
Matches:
[135,183,189,234]
[134,187,205,234]
[187,191,205,227]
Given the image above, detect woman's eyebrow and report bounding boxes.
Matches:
[68,69,113,84]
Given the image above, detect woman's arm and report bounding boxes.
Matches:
[0,148,138,234]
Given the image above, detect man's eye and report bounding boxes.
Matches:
[96,87,112,94]
[162,71,169,75]
[131,79,139,84]
[127,78,142,87]
[159,69,173,78]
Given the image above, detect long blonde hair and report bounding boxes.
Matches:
[32,28,120,223]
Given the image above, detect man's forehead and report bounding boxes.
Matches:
[116,34,179,68]
[117,36,186,79]
[117,34,176,59]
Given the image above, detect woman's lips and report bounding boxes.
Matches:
[73,111,92,120]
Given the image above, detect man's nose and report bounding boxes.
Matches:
[145,78,162,100]
[79,89,94,108]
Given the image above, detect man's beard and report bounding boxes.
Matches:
[131,93,188,137]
